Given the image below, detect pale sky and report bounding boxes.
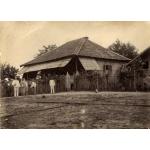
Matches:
[0,21,150,68]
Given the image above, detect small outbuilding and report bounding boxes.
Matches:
[126,47,150,91]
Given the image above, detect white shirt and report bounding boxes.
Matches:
[12,79,20,88]
[30,82,36,88]
[49,80,55,87]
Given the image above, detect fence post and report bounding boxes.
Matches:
[133,70,136,91]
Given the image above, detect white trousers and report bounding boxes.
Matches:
[14,87,19,97]
[50,86,55,94]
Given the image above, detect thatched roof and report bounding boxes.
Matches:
[21,37,130,67]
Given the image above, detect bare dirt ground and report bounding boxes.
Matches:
[0,91,150,129]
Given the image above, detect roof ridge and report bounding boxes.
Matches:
[73,37,88,55]
[127,46,150,65]
[21,38,84,66]
[87,40,106,50]
[87,40,130,61]
[110,49,131,60]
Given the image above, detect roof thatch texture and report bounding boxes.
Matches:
[21,37,130,67]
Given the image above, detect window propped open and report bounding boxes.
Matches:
[103,65,112,75]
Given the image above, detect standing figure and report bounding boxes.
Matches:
[65,72,71,91]
[9,79,14,97]
[45,76,49,93]
[4,78,11,97]
[30,80,37,95]
[70,74,74,90]
[12,77,20,97]
[2,78,10,97]
[49,78,56,94]
[20,78,28,96]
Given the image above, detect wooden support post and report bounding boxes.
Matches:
[27,73,28,80]
[133,70,136,91]
[97,72,99,91]
[75,57,78,90]
[0,55,2,97]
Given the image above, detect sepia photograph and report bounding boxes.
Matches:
[0,21,150,129]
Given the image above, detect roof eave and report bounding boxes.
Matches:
[20,55,76,67]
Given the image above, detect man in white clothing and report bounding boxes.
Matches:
[30,80,37,95]
[12,77,20,97]
[49,79,55,94]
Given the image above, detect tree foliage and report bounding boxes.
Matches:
[35,44,57,58]
[108,39,139,59]
[1,63,18,79]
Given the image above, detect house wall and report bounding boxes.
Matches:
[96,59,126,76]
[96,59,127,90]
[21,58,128,92]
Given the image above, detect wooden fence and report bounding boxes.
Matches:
[1,73,121,97]
[30,73,120,94]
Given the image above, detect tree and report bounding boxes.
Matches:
[108,39,139,59]
[1,63,18,79]
[35,44,57,58]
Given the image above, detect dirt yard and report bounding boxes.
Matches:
[0,92,150,129]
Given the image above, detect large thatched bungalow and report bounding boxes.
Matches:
[19,37,130,92]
